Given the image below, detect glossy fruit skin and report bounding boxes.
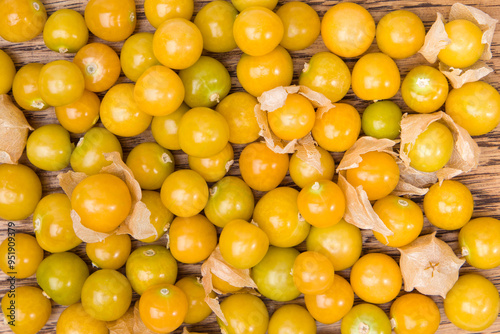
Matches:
[36,252,89,305]
[444,274,499,331]
[239,142,289,192]
[372,195,424,248]
[232,0,278,11]
[179,56,231,108]
[55,90,100,134]
[237,46,294,97]
[298,180,346,228]
[401,65,449,114]
[352,52,401,101]
[345,151,400,201]
[277,2,320,51]
[253,187,310,248]
[126,245,178,295]
[268,94,316,141]
[151,103,189,150]
[299,52,351,103]
[0,164,42,221]
[178,107,230,158]
[220,219,269,269]
[39,60,85,107]
[0,233,43,279]
[168,214,217,264]
[139,190,174,242]
[0,49,16,95]
[438,19,484,68]
[26,124,73,171]
[81,269,132,321]
[204,176,255,228]
[217,293,269,334]
[160,169,208,217]
[312,103,361,152]
[459,217,500,269]
[351,253,402,304]
[306,219,362,271]
[84,0,136,42]
[56,302,108,334]
[216,92,261,144]
[73,43,121,93]
[139,283,188,333]
[0,0,47,43]
[1,285,51,334]
[289,147,335,189]
[153,18,203,70]
[445,81,500,136]
[86,234,131,270]
[70,127,123,175]
[144,0,194,28]
[268,304,317,334]
[194,1,238,53]
[121,32,160,82]
[405,122,454,172]
[126,142,174,190]
[341,303,392,334]
[390,293,440,334]
[423,180,474,230]
[100,83,153,137]
[71,173,132,233]
[175,276,214,324]
[305,274,354,325]
[212,273,242,293]
[321,2,375,58]
[12,62,48,111]
[189,142,234,183]
[361,100,402,139]
[135,65,185,116]
[292,251,335,295]
[252,246,301,302]
[376,10,426,59]
[233,7,284,57]
[43,9,88,53]
[33,193,81,253]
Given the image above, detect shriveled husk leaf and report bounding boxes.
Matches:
[58,152,157,243]
[336,137,428,236]
[439,61,493,89]
[399,111,480,185]
[255,85,334,171]
[201,246,258,325]
[449,3,498,61]
[398,232,465,298]
[107,301,160,334]
[418,12,450,63]
[0,94,34,164]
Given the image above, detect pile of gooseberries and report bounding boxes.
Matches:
[0,0,500,334]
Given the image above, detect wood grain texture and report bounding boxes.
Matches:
[1,0,500,333]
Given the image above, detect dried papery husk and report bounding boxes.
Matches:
[449,3,498,61]
[418,12,450,64]
[439,61,493,89]
[336,137,427,236]
[201,246,258,325]
[254,85,334,169]
[399,111,480,185]
[107,301,160,334]
[0,94,34,164]
[57,152,157,243]
[398,232,465,299]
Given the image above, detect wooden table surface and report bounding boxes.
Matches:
[1,0,500,333]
